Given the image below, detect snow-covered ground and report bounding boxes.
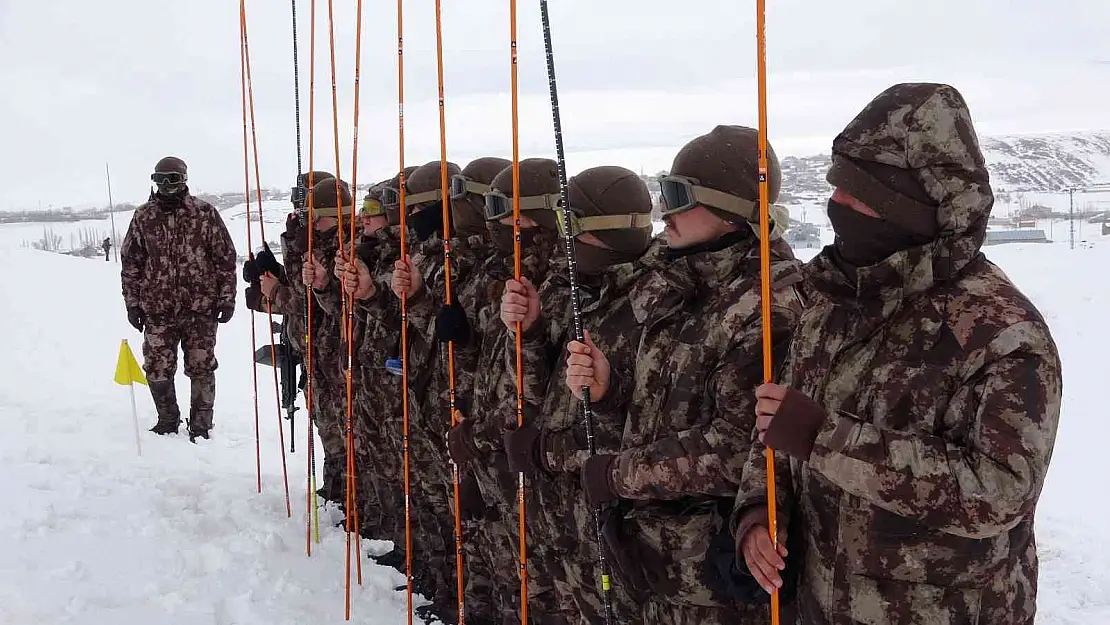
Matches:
[0,209,1108,623]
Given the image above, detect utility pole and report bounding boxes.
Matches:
[1069,188,1075,250]
[106,163,119,262]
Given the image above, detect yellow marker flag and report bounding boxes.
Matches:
[114,339,148,386]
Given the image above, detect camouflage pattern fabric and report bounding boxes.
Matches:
[275,219,308,356]
[733,83,1064,625]
[510,248,657,624]
[348,229,404,548]
[465,229,561,623]
[598,231,803,617]
[269,226,350,502]
[402,232,511,623]
[141,313,219,432]
[121,192,236,317]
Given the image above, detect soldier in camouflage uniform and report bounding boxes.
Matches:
[372,157,511,624]
[500,165,655,624]
[266,170,336,361]
[335,172,413,572]
[444,158,563,624]
[261,176,354,505]
[733,83,1064,625]
[121,156,237,442]
[565,127,804,624]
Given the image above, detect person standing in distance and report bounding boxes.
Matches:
[121,156,237,442]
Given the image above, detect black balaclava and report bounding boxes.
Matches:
[410,201,447,242]
[488,222,538,255]
[827,199,933,271]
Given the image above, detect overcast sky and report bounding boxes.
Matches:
[2,0,1108,210]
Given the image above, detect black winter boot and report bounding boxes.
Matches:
[188,374,215,441]
[148,380,181,434]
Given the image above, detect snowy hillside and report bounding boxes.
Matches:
[779,130,1110,213]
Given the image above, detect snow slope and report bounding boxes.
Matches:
[0,247,427,624]
[1,224,1108,622]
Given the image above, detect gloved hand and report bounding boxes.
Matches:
[242,257,259,284]
[435,302,470,345]
[503,424,543,476]
[446,417,480,465]
[285,211,301,236]
[127,306,145,333]
[245,285,262,312]
[254,244,283,278]
[215,306,235,324]
[457,473,487,522]
[581,454,619,507]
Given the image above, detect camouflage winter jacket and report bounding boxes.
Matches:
[515,242,657,474]
[733,84,1063,625]
[272,218,308,355]
[601,231,804,608]
[353,227,404,375]
[269,227,347,389]
[121,192,237,317]
[468,230,561,457]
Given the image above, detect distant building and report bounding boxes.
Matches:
[784,223,822,248]
[984,229,1048,246]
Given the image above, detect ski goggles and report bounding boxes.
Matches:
[379,187,441,210]
[361,196,385,217]
[151,172,187,186]
[555,209,653,238]
[658,175,758,221]
[450,174,491,201]
[483,190,562,222]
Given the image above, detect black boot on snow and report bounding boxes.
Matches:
[371,549,406,572]
[189,429,210,443]
[150,421,179,435]
[148,380,181,434]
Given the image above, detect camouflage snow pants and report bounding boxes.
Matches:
[311,370,349,503]
[541,476,640,625]
[142,313,218,430]
[641,599,755,625]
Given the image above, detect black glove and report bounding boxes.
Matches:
[127,306,145,333]
[435,302,471,345]
[503,424,543,476]
[254,244,284,279]
[705,525,769,604]
[457,473,486,523]
[216,306,235,324]
[446,419,480,465]
[242,257,259,284]
[245,285,262,312]
[581,454,619,507]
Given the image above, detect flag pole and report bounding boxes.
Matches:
[122,339,143,457]
[129,380,142,457]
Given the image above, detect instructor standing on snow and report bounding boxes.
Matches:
[121,156,237,442]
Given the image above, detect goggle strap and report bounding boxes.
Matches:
[404,189,441,206]
[313,206,356,218]
[691,185,758,221]
[516,192,562,211]
[562,212,653,234]
[459,180,490,197]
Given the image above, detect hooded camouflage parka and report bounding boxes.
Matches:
[733,83,1064,625]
